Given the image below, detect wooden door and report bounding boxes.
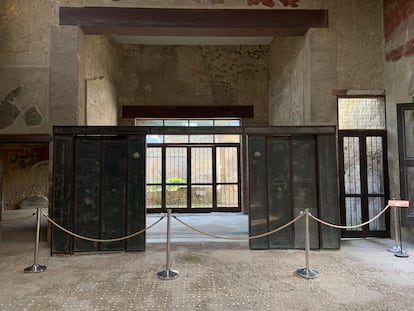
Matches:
[52,127,146,254]
[247,127,339,250]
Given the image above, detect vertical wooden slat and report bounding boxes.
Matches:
[126,135,146,251]
[292,137,319,249]
[101,139,127,251]
[74,138,100,252]
[267,137,293,248]
[318,135,340,249]
[248,136,268,249]
[52,135,73,254]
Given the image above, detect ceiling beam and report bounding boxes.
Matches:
[59,7,328,36]
[122,105,254,119]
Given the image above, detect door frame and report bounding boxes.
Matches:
[338,130,390,238]
[146,142,241,213]
[397,103,414,226]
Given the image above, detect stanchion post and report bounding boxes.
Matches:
[388,207,401,253]
[387,200,409,258]
[295,208,319,279]
[395,206,409,258]
[24,207,47,273]
[157,209,178,280]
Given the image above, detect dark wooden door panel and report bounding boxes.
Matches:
[101,139,127,251]
[248,127,339,250]
[52,128,146,254]
[74,139,100,252]
[248,136,268,249]
[268,138,292,248]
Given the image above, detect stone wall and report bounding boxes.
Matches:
[117,45,269,126]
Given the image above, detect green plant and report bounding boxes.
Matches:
[147,184,161,191]
[166,177,186,191]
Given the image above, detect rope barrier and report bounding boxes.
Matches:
[173,203,391,241]
[173,212,305,241]
[308,204,390,230]
[43,213,165,243]
[0,212,36,225]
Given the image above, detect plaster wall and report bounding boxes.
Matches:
[50,26,83,126]
[268,36,310,125]
[0,0,54,134]
[84,36,119,125]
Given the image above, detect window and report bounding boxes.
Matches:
[136,118,241,144]
[138,118,241,212]
[338,97,385,130]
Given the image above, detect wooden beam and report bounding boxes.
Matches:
[59,7,328,36]
[122,105,254,118]
[0,134,50,143]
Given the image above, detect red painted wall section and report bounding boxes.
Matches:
[384,0,414,61]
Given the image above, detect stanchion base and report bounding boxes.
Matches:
[24,264,47,274]
[157,269,179,280]
[395,251,409,258]
[387,245,402,253]
[295,268,320,279]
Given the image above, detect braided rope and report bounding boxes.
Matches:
[308,204,390,229]
[43,213,165,243]
[172,212,304,241]
[0,212,36,225]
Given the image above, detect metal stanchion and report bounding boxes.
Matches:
[388,207,401,253]
[24,207,47,273]
[296,208,319,279]
[395,207,409,258]
[387,200,409,258]
[157,209,178,280]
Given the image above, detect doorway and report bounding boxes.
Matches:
[397,103,414,226]
[338,97,390,238]
[137,119,241,213]
[146,143,240,213]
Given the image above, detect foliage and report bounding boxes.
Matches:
[166,177,186,191]
[148,177,186,191]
